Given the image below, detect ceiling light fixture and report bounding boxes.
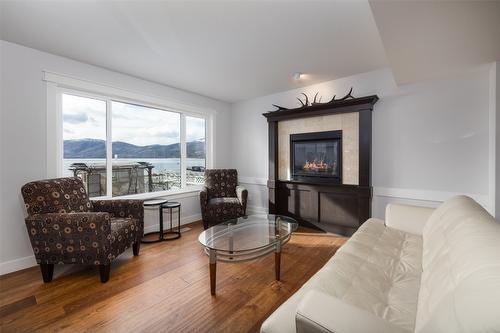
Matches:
[292,72,302,80]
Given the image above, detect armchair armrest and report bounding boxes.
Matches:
[25,212,113,264]
[236,185,248,214]
[385,203,435,236]
[92,199,144,220]
[200,187,208,219]
[200,187,208,205]
[296,290,411,333]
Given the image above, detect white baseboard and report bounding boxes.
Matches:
[0,255,37,276]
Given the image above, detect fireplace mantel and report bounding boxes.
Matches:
[263,95,379,236]
[262,95,378,122]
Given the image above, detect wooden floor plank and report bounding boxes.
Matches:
[0,296,37,318]
[0,221,346,333]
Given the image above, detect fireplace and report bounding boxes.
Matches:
[290,130,342,183]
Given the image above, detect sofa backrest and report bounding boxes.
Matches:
[204,169,238,199]
[21,177,93,215]
[416,195,500,332]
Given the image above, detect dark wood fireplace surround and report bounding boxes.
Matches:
[263,95,379,236]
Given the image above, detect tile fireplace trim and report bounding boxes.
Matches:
[277,112,359,185]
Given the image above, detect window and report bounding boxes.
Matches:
[60,89,210,198]
[186,116,206,188]
[111,101,181,196]
[62,94,108,196]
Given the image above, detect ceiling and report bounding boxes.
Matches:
[1,1,499,103]
[0,1,388,102]
[370,0,500,85]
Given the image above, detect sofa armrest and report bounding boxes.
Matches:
[236,185,248,214]
[385,203,435,236]
[296,290,411,333]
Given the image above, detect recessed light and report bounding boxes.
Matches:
[292,72,302,80]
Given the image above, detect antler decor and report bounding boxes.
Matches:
[272,87,355,111]
[312,92,322,105]
[297,93,309,107]
[271,104,289,111]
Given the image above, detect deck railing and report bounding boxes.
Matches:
[69,162,205,197]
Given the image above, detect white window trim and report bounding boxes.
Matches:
[44,71,214,200]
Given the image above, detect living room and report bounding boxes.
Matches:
[1,1,500,332]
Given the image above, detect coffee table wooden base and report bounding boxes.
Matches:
[209,249,217,295]
[207,245,283,295]
[275,251,281,281]
[198,215,298,296]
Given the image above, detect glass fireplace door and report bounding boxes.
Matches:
[290,130,342,183]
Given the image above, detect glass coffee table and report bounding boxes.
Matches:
[198,214,298,295]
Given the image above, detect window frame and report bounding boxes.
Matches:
[45,71,214,200]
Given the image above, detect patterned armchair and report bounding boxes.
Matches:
[21,177,144,283]
[200,169,248,229]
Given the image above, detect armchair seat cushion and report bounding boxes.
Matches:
[109,217,141,260]
[204,197,244,223]
[208,197,241,205]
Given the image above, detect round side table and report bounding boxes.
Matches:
[161,202,181,240]
[141,199,169,243]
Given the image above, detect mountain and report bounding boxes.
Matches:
[64,139,205,159]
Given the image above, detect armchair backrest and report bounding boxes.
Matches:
[21,177,93,216]
[204,169,238,199]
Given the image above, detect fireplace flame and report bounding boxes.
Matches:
[303,160,330,171]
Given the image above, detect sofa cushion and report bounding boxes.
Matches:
[416,195,500,332]
[261,218,423,333]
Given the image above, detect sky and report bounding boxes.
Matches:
[62,93,206,146]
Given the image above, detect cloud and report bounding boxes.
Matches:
[150,129,180,139]
[112,112,132,120]
[63,112,89,124]
[88,116,100,125]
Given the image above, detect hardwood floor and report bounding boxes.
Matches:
[0,222,346,333]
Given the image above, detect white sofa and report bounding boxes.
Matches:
[261,195,500,333]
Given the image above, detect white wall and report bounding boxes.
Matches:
[497,61,500,221]
[493,61,500,221]
[0,41,232,274]
[230,67,493,218]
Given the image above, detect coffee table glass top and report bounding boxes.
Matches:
[198,214,298,253]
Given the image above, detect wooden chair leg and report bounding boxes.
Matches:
[99,264,111,283]
[203,220,209,230]
[40,264,54,283]
[133,241,140,256]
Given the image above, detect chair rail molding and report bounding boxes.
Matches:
[373,186,491,212]
[238,176,268,186]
